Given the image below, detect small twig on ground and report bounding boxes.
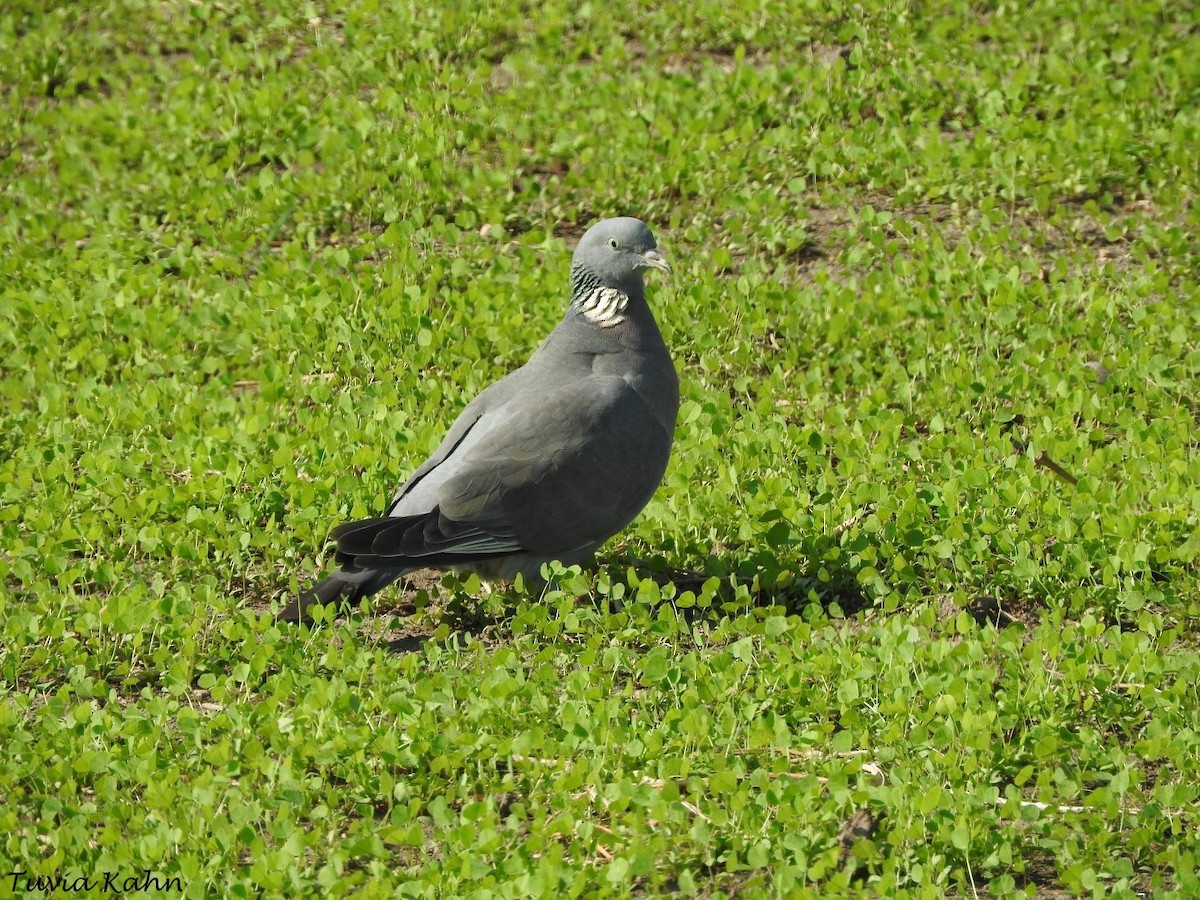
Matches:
[733,747,870,761]
[834,506,872,534]
[680,800,711,822]
[1034,450,1079,486]
[994,797,1141,815]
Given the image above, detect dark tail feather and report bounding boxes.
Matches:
[277,568,405,625]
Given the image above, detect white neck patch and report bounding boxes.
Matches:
[576,286,629,328]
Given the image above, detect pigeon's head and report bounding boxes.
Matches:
[571,217,671,296]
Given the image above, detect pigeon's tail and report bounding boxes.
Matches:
[277,568,406,624]
[280,510,519,624]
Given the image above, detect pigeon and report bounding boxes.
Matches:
[280,217,678,623]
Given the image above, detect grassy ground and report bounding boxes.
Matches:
[3,0,1199,896]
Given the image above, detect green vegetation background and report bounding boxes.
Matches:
[2,0,1198,896]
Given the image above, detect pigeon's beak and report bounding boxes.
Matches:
[642,249,672,276]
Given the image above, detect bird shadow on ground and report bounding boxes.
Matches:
[365,567,1033,655]
[386,633,432,654]
[360,544,874,655]
[359,571,507,655]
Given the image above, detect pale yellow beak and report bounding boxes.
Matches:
[642,249,671,275]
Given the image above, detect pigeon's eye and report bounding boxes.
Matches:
[607,237,619,250]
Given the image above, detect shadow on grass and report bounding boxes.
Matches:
[366,544,873,655]
[370,583,509,655]
[292,532,1049,656]
[386,634,431,654]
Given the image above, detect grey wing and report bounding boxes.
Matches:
[385,374,526,518]
[436,375,675,556]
